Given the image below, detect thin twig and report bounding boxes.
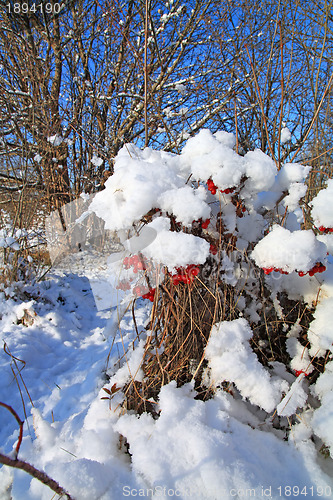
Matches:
[0,453,74,499]
[144,0,149,147]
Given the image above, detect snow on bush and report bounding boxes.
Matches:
[84,128,333,455]
[280,126,291,144]
[310,178,333,230]
[251,225,327,274]
[2,127,333,498]
[311,361,333,458]
[205,318,288,412]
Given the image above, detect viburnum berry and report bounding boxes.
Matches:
[172,275,182,286]
[262,267,289,275]
[207,179,218,195]
[133,285,143,296]
[201,218,210,229]
[123,257,131,269]
[298,263,326,277]
[221,187,235,194]
[318,225,333,233]
[116,280,131,291]
[294,369,308,377]
[142,288,156,302]
[209,243,218,255]
[136,260,146,271]
[170,264,200,285]
[186,264,200,277]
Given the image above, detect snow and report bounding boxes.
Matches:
[89,144,192,231]
[243,149,277,193]
[251,225,327,273]
[276,377,308,417]
[91,154,104,167]
[205,319,288,412]
[280,126,291,144]
[1,130,333,499]
[310,179,333,229]
[140,217,210,271]
[47,135,63,147]
[158,185,210,226]
[311,361,333,458]
[307,297,333,357]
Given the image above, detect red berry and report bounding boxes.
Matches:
[143,288,156,301]
[263,267,273,274]
[298,271,306,277]
[319,226,326,232]
[295,370,308,377]
[182,276,192,284]
[211,188,216,195]
[209,244,218,255]
[130,255,139,266]
[201,218,210,229]
[187,264,199,277]
[172,275,181,286]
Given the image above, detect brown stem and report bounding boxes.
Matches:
[0,454,74,499]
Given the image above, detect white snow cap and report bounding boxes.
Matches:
[89,144,210,232]
[205,318,287,412]
[181,129,245,190]
[280,127,291,144]
[47,134,63,146]
[251,225,327,273]
[310,179,333,229]
[243,149,277,193]
[91,154,104,167]
[141,217,210,271]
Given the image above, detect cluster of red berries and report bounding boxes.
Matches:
[207,179,218,195]
[116,280,131,291]
[318,226,333,234]
[132,285,156,301]
[263,263,326,277]
[123,254,147,273]
[192,218,210,229]
[298,263,326,277]
[142,288,156,302]
[206,179,235,196]
[170,264,200,285]
[209,243,218,255]
[221,187,235,194]
[262,267,289,275]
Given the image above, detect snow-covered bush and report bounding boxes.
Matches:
[87,129,333,457]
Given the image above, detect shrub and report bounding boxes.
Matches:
[88,129,333,454]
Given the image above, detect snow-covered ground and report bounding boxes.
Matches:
[0,258,332,499]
